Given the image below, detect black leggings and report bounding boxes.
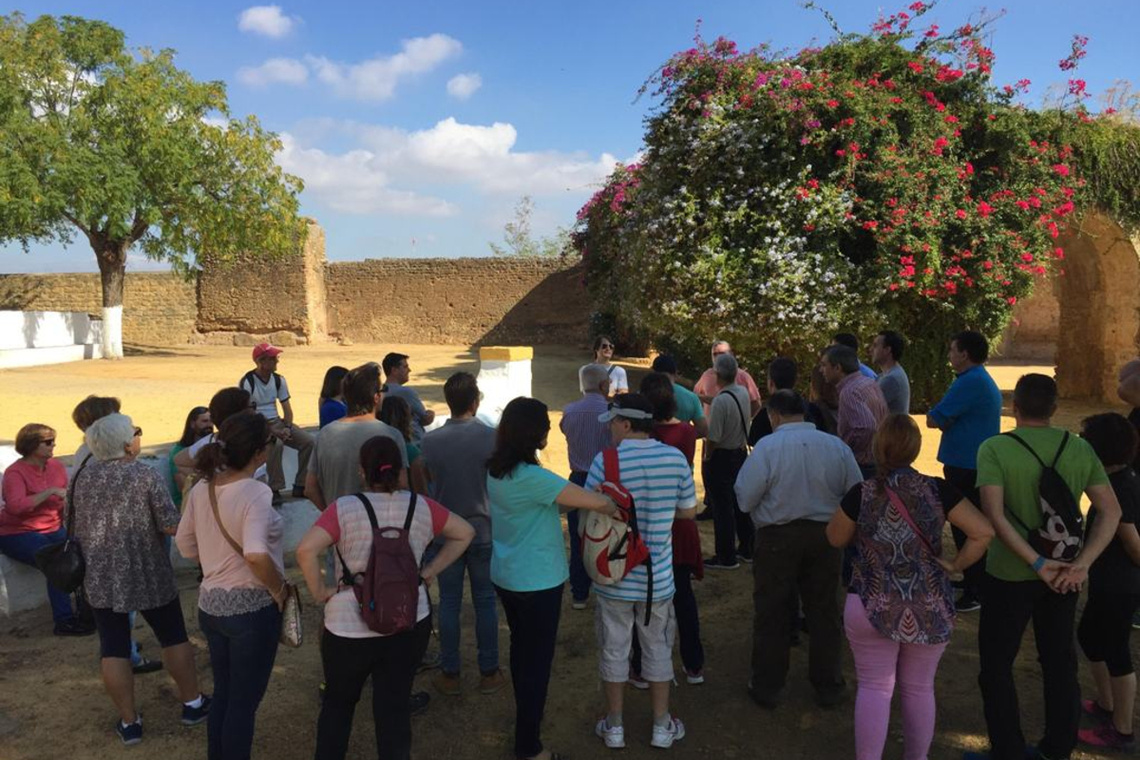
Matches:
[1078,591,1140,677]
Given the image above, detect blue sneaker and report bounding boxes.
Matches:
[181,694,211,726]
[115,716,143,746]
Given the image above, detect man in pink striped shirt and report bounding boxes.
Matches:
[820,345,889,478]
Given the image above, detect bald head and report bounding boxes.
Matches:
[1119,359,1140,407]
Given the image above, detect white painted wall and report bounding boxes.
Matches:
[0,310,103,350]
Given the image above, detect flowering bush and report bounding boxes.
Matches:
[574,3,1133,405]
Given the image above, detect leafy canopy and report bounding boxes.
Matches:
[0,13,305,273]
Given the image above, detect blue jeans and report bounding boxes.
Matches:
[0,528,76,623]
[437,542,499,675]
[567,471,592,602]
[199,604,281,760]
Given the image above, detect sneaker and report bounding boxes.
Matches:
[737,552,753,564]
[409,690,431,716]
[955,594,982,613]
[683,668,705,685]
[628,672,649,690]
[417,649,441,673]
[181,695,211,726]
[433,671,461,696]
[115,716,143,746]
[1079,724,1135,750]
[650,717,686,749]
[131,657,163,675]
[1082,698,1113,724]
[596,718,626,749]
[571,598,588,611]
[53,617,96,637]
[479,669,507,695]
[704,556,740,570]
[291,485,307,499]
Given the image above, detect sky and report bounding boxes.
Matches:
[3,0,1138,273]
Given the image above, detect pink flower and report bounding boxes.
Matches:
[955,209,968,219]
[1053,164,1070,176]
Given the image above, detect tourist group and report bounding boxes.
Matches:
[2,333,1139,760]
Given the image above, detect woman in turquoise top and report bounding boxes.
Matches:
[486,397,615,760]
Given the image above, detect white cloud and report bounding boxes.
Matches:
[238,5,299,38]
[276,117,622,218]
[237,57,309,87]
[276,134,456,217]
[304,34,462,102]
[446,73,482,100]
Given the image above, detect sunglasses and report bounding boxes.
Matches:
[599,343,614,349]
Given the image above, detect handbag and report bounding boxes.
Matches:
[208,481,303,648]
[34,454,91,593]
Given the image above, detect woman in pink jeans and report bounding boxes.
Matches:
[827,414,993,760]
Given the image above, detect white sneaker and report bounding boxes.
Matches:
[627,673,649,690]
[596,718,625,749]
[651,717,685,749]
[684,668,705,685]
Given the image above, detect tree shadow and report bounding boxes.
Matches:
[475,262,589,348]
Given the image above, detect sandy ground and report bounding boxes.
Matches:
[0,344,1132,759]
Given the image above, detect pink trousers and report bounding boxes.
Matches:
[844,594,949,760]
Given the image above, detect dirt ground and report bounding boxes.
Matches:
[0,344,1132,759]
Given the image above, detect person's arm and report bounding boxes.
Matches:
[944,498,994,573]
[826,508,857,547]
[1117,522,1140,566]
[147,470,181,536]
[979,484,1065,588]
[174,497,198,561]
[422,409,437,426]
[706,397,725,448]
[296,524,336,604]
[410,459,429,495]
[174,446,197,469]
[245,553,287,609]
[745,375,762,418]
[926,377,967,430]
[693,415,709,439]
[1056,483,1122,591]
[0,470,65,515]
[304,469,326,511]
[733,447,770,515]
[420,512,475,586]
[280,398,295,436]
[556,483,617,515]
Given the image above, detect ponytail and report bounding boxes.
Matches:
[359,435,403,493]
[194,411,269,481]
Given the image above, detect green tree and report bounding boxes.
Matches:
[0,14,304,357]
[489,195,570,257]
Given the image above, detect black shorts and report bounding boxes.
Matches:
[92,595,188,659]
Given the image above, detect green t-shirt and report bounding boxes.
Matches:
[673,383,705,424]
[976,426,1109,581]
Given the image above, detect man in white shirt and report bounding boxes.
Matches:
[240,343,314,505]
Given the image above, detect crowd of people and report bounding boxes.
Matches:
[1,334,1139,760]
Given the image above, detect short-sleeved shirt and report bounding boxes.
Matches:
[672,383,704,425]
[0,458,68,535]
[240,371,290,422]
[487,464,569,592]
[384,382,430,442]
[929,365,1002,470]
[176,478,283,616]
[319,399,348,429]
[1088,467,1140,595]
[315,491,449,638]
[708,384,752,450]
[585,439,697,603]
[694,368,761,415]
[604,364,629,394]
[421,418,497,545]
[877,364,911,415]
[976,426,1110,581]
[72,459,181,612]
[309,419,409,505]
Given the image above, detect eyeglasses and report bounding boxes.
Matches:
[599,343,613,350]
[133,427,143,438]
[40,438,56,447]
[712,351,729,357]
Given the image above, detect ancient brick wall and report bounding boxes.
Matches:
[325,257,590,345]
[0,272,197,346]
[998,276,1060,361]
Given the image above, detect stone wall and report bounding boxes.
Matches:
[998,277,1060,361]
[195,219,326,343]
[0,272,197,346]
[325,257,589,345]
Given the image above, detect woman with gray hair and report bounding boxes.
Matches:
[73,413,210,747]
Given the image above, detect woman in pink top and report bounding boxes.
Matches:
[0,423,93,636]
[296,435,474,760]
[176,411,285,760]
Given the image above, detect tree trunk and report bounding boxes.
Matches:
[94,242,128,360]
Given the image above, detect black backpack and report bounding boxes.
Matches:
[1003,431,1084,562]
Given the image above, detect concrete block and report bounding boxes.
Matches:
[477,346,533,426]
[0,554,49,618]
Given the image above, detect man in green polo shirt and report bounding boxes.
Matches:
[968,374,1121,760]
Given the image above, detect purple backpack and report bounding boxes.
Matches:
[336,492,421,635]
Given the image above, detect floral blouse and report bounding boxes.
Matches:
[72,459,181,612]
[840,468,962,645]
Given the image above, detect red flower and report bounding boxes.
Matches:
[826,99,839,108]
[1007,296,1018,305]
[908,61,925,73]
[1054,247,1065,259]
[1053,164,1070,176]
[863,220,879,230]
[955,209,968,219]
[977,201,994,217]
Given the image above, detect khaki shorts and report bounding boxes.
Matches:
[594,594,676,683]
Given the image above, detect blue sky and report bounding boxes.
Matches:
[4,0,1138,272]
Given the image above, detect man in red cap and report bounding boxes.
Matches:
[241,343,314,505]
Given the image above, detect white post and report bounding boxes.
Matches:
[476,346,534,426]
[101,304,123,359]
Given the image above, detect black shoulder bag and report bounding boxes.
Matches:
[35,454,91,593]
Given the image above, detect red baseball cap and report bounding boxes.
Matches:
[252,343,284,361]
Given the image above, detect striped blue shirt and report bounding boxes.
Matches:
[560,393,611,473]
[584,438,697,603]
